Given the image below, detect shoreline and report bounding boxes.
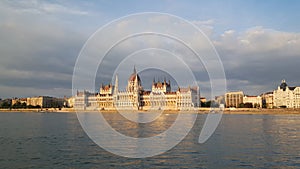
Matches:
[0,108,300,115]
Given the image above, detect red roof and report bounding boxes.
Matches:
[129,73,140,82]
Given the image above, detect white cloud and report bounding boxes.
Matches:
[216,26,300,56]
[191,19,215,37]
[0,0,89,15]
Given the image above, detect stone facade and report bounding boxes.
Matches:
[26,96,64,108]
[243,95,262,108]
[261,92,273,108]
[75,67,200,111]
[273,80,300,108]
[225,91,244,108]
[66,97,75,108]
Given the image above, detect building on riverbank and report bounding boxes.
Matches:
[225,91,244,108]
[261,92,274,108]
[74,67,200,111]
[243,95,262,108]
[12,98,27,105]
[273,80,300,108]
[27,96,64,108]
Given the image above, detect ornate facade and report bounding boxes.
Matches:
[273,80,300,108]
[75,67,200,111]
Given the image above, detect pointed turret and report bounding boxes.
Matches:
[114,74,118,94]
[133,65,136,74]
[134,74,138,92]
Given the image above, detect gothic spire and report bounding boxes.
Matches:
[114,74,118,94]
[133,65,136,74]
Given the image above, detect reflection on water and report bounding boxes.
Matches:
[79,112,197,158]
[102,112,178,138]
[0,112,299,168]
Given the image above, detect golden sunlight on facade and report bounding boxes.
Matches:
[74,67,200,111]
[273,80,300,108]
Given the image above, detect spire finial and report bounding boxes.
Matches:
[133,65,136,74]
[115,74,118,84]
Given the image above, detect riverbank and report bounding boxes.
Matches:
[223,108,300,115]
[1,108,300,114]
[0,108,75,113]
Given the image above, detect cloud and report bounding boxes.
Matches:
[216,26,300,55]
[0,0,88,98]
[1,0,89,15]
[191,19,215,37]
[0,85,71,98]
[1,2,299,100]
[82,16,221,95]
[214,26,300,95]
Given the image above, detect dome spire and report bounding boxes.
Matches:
[280,79,288,91]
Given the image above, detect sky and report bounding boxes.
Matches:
[1,0,300,99]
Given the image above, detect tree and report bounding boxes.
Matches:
[238,103,245,108]
[28,105,41,108]
[244,103,253,108]
[254,103,260,108]
[0,100,11,109]
[201,101,220,108]
[21,102,27,108]
[12,101,27,109]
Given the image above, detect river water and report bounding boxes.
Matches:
[0,112,299,168]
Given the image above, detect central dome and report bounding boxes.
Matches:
[280,79,288,91]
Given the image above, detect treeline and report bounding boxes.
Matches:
[0,101,42,109]
[12,102,42,109]
[0,100,41,109]
[237,103,261,108]
[201,101,220,108]
[0,99,11,108]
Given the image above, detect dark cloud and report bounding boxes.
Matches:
[1,2,299,100]
[215,27,300,95]
[0,2,89,98]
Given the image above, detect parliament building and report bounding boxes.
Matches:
[74,67,200,111]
